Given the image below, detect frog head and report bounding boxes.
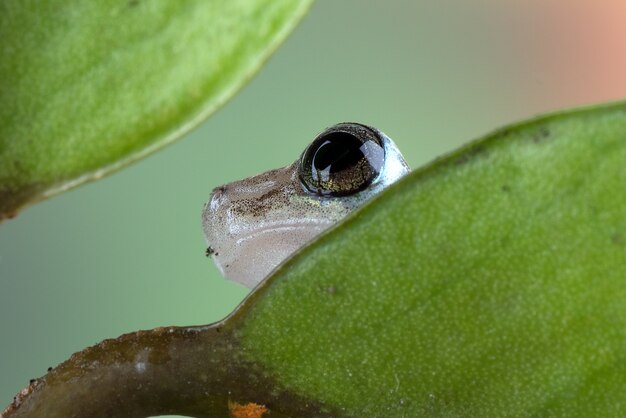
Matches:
[202,123,410,288]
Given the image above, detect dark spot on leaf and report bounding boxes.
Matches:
[532,127,550,143]
[205,246,214,257]
[611,233,624,246]
[454,146,486,166]
[501,185,511,193]
[498,127,513,138]
[323,285,337,294]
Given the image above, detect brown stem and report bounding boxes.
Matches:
[2,324,242,417]
[2,322,335,418]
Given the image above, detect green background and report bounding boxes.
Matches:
[2,1,625,414]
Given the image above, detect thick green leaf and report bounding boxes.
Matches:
[3,101,626,417]
[0,0,312,219]
[239,101,626,416]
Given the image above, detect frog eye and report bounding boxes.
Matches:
[298,123,385,197]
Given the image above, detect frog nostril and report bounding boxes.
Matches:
[211,185,226,197]
[209,185,229,211]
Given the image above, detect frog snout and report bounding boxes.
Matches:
[202,185,229,245]
[201,166,329,288]
[206,185,227,213]
[211,185,224,198]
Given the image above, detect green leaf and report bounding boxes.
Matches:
[240,101,626,416]
[0,0,312,219]
[4,101,626,417]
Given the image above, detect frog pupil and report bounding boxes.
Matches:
[311,133,363,179]
[299,124,385,196]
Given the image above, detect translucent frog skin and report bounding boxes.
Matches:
[202,123,410,289]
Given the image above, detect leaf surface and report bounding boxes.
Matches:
[0,0,312,219]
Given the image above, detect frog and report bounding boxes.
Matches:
[202,122,410,289]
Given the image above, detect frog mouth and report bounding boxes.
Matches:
[209,221,335,289]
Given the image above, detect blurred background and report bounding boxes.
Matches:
[2,0,626,413]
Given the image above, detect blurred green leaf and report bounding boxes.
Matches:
[0,0,312,219]
[4,101,626,417]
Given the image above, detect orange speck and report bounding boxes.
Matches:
[228,400,269,418]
